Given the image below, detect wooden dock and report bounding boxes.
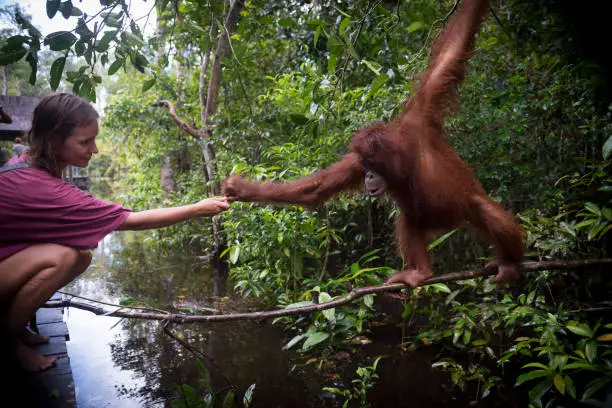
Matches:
[0,293,76,407]
[32,293,76,408]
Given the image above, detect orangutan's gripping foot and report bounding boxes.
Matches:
[386,269,432,287]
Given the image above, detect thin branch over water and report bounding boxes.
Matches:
[43,258,612,324]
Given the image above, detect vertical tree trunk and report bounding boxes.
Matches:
[2,66,7,95]
[200,0,245,196]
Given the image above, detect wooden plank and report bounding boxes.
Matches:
[37,336,67,356]
[37,308,64,324]
[36,354,72,377]
[37,321,70,340]
[37,373,76,408]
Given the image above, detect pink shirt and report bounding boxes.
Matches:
[0,166,131,261]
[5,155,24,166]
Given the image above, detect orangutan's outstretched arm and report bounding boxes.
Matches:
[222,153,364,207]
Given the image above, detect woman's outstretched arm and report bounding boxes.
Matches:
[117,197,230,231]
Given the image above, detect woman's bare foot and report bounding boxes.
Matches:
[13,339,56,372]
[21,328,49,346]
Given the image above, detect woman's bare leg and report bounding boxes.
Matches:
[0,244,92,372]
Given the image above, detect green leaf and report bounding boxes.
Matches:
[74,40,86,56]
[428,229,457,250]
[46,0,60,19]
[522,362,549,370]
[243,383,255,406]
[516,370,551,386]
[603,134,612,160]
[278,17,295,27]
[130,52,148,73]
[363,73,389,104]
[221,391,235,408]
[582,377,611,401]
[289,114,308,125]
[285,300,315,309]
[564,376,576,399]
[361,60,381,75]
[363,294,374,308]
[142,77,156,93]
[408,21,424,33]
[302,332,329,350]
[585,340,597,362]
[123,32,145,47]
[44,31,77,51]
[327,54,337,75]
[50,56,66,91]
[59,1,73,19]
[25,51,37,85]
[430,283,451,293]
[566,321,593,337]
[283,334,306,350]
[229,246,240,264]
[0,45,28,65]
[553,374,565,395]
[319,292,335,321]
[108,59,124,75]
[339,18,351,36]
[528,378,553,403]
[314,25,322,47]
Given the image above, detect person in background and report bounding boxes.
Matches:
[3,145,29,167]
[12,136,23,157]
[0,93,231,373]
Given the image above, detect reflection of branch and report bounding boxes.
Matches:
[153,100,207,138]
[43,258,612,323]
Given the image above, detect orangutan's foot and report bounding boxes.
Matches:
[386,270,432,287]
[21,328,49,346]
[13,339,56,372]
[492,263,522,284]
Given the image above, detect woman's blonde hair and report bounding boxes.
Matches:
[28,93,98,177]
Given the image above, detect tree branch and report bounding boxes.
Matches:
[42,258,612,324]
[154,100,207,139]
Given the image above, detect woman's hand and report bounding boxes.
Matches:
[194,197,231,216]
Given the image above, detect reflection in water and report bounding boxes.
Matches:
[62,225,516,407]
[64,231,329,407]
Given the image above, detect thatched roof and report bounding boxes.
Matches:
[0,95,40,141]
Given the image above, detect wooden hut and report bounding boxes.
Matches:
[0,95,40,142]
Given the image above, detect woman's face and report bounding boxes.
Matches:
[58,121,99,168]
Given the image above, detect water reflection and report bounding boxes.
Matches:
[64,231,329,407]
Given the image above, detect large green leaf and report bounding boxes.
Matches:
[603,134,612,160]
[46,0,60,19]
[108,59,124,75]
[26,51,37,85]
[566,321,593,338]
[0,45,28,65]
[44,31,77,51]
[50,56,66,90]
[302,332,329,350]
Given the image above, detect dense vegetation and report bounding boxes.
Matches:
[1,0,611,406]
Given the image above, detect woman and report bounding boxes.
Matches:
[0,93,230,372]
